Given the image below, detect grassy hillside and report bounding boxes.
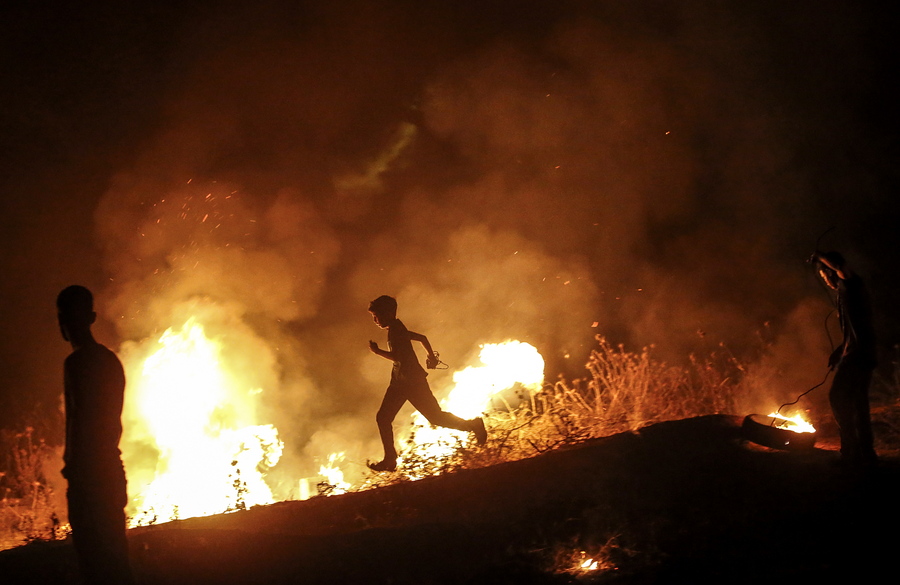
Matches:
[2,415,898,584]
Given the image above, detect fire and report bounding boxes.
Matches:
[556,547,617,576]
[580,558,599,571]
[440,341,545,419]
[318,452,351,495]
[122,318,283,526]
[296,453,351,500]
[313,340,545,490]
[404,340,544,467]
[766,411,816,434]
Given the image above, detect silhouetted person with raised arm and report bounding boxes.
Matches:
[812,252,878,466]
[57,285,134,584]
[367,295,487,471]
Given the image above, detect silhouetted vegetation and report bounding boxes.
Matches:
[0,428,64,549]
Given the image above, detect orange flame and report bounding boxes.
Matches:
[121,318,283,526]
[403,340,544,471]
[766,411,815,434]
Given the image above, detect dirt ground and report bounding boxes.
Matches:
[2,414,898,584]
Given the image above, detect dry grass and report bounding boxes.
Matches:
[492,337,742,454]
[0,428,64,550]
[363,336,745,486]
[6,334,899,548]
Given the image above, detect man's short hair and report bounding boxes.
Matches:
[368,295,397,316]
[57,285,94,314]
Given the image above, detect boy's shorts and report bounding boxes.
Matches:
[378,375,443,422]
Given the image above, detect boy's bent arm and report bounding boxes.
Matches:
[408,331,435,358]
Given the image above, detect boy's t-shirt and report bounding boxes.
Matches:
[387,319,427,382]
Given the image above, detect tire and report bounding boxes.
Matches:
[741,414,817,451]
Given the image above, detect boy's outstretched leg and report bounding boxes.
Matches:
[471,417,487,445]
[424,412,487,445]
[410,383,489,445]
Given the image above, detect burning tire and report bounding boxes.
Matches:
[741,414,817,451]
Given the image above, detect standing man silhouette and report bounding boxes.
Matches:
[57,285,134,584]
[812,252,878,466]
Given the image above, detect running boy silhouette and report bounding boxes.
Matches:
[367,295,487,471]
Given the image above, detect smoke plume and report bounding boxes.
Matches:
[88,1,882,493]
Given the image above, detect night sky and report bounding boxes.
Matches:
[1,0,897,483]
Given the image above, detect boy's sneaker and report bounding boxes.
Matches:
[367,458,397,472]
[472,417,487,445]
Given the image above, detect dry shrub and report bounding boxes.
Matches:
[478,337,741,460]
[0,428,64,550]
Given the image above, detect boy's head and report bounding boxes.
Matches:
[368,295,397,328]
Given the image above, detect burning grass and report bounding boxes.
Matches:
[359,336,744,488]
[4,329,899,561]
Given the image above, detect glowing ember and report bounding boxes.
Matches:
[404,340,544,466]
[580,558,599,571]
[122,318,283,526]
[766,412,816,434]
[557,548,617,575]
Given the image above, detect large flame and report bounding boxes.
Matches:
[122,318,283,526]
[404,340,545,467]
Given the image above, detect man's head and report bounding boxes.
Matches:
[57,285,96,342]
[368,295,397,328]
[816,251,846,290]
